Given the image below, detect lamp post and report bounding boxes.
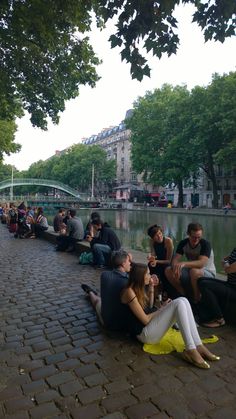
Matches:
[91,164,94,200]
[10,166,14,201]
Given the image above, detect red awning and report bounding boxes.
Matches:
[145,193,160,197]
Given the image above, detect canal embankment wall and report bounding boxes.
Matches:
[42,226,226,280]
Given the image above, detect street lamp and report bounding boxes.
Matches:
[91,164,94,200]
[10,166,14,201]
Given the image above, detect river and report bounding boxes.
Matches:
[47,208,235,273]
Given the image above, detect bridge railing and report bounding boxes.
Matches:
[0,178,82,198]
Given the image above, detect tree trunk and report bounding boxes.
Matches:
[177,180,184,207]
[207,154,218,209]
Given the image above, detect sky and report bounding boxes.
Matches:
[4,4,236,171]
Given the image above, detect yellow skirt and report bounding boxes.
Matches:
[143,328,219,355]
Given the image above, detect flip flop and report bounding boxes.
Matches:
[81,284,98,295]
[202,319,225,328]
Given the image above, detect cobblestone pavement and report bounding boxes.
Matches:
[0,224,236,419]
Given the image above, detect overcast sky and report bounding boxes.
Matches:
[4,4,236,171]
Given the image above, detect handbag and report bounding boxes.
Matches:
[79,252,94,265]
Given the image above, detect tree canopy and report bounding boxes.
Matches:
[126,72,236,208]
[24,143,116,195]
[0,0,235,130]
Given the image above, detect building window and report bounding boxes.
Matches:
[131,172,137,181]
[225,179,230,190]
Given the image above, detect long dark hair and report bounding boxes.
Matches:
[128,264,148,309]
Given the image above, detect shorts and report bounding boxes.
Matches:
[180,267,215,290]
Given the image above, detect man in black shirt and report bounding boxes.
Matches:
[81,250,131,329]
[86,218,121,268]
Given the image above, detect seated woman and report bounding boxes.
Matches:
[197,247,236,327]
[30,209,48,238]
[147,225,177,299]
[120,265,220,369]
[82,255,220,369]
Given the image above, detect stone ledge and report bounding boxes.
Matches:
[42,227,91,256]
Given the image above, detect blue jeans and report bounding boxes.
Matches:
[92,243,111,266]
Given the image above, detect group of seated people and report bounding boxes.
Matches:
[78,219,236,368]
[54,209,121,264]
[147,222,236,329]
[2,202,48,238]
[53,209,236,334]
[81,249,220,370]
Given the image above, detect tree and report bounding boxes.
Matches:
[126,84,199,207]
[0,0,235,129]
[23,144,116,194]
[0,119,21,161]
[0,0,100,129]
[51,144,116,194]
[190,72,236,208]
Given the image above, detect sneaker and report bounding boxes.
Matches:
[81,284,98,295]
[94,265,105,270]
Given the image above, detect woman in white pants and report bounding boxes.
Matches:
[121,265,220,369]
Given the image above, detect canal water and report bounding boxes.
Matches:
[47,209,235,273]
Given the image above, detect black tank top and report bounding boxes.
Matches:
[153,237,167,260]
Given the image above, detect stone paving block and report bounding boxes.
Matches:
[77,385,105,404]
[70,403,103,419]
[104,379,131,395]
[59,379,84,397]
[4,397,35,414]
[57,358,81,371]
[31,350,52,360]
[0,386,23,401]
[51,336,71,347]
[151,393,192,419]
[45,330,67,341]
[101,413,127,419]
[207,387,235,406]
[29,401,60,419]
[207,407,236,419]
[32,341,52,352]
[101,391,137,413]
[30,364,58,381]
[72,337,93,347]
[5,413,30,419]
[46,371,76,387]
[35,389,61,404]
[22,379,49,395]
[66,347,87,358]
[84,372,109,387]
[45,353,67,365]
[125,402,159,419]
[187,396,220,417]
[54,344,73,354]
[19,360,45,372]
[75,364,99,379]
[79,352,102,364]
[15,346,32,355]
[132,382,163,401]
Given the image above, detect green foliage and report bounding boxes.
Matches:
[0,163,18,182]
[0,0,235,129]
[0,119,21,161]
[23,143,116,193]
[190,72,236,207]
[0,0,100,129]
[126,72,236,208]
[96,0,236,81]
[126,84,199,206]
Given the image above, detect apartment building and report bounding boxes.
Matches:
[82,113,146,201]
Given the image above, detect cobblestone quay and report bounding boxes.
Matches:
[0,224,236,419]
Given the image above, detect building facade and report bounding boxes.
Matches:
[82,113,146,201]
